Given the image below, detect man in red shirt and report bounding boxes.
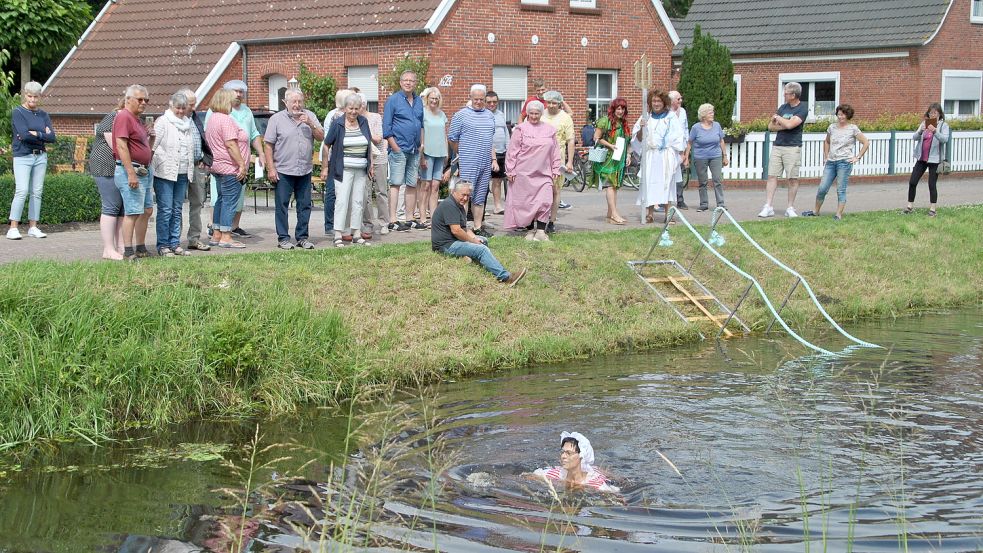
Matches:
[113,84,156,259]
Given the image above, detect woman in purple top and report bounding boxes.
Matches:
[683,103,729,212]
[904,103,949,217]
[7,81,56,240]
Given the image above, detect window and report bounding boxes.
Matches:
[492,66,528,125]
[268,74,287,112]
[521,0,549,4]
[779,72,839,121]
[732,74,741,121]
[586,70,617,122]
[347,66,379,113]
[570,0,596,7]
[942,70,982,117]
[972,0,983,23]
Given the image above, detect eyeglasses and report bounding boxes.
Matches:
[560,449,579,457]
[132,98,150,104]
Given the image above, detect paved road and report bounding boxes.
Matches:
[2,177,980,264]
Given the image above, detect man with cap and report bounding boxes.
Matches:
[205,80,266,237]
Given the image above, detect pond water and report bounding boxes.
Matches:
[1,308,981,552]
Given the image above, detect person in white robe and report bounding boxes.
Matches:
[632,89,686,224]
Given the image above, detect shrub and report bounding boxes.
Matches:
[379,55,431,96]
[738,114,983,133]
[0,172,101,224]
[678,26,736,129]
[298,62,338,122]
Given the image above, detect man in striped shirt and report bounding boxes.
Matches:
[448,84,498,238]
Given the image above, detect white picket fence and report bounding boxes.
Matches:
[721,131,983,180]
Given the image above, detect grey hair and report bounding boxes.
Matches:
[354,92,367,108]
[469,83,487,96]
[400,70,417,79]
[526,100,545,114]
[284,88,304,101]
[335,89,354,108]
[697,103,715,120]
[543,90,563,103]
[450,177,472,191]
[668,90,682,101]
[124,84,148,99]
[176,88,197,104]
[342,93,362,109]
[784,82,802,99]
[169,91,189,109]
[22,81,43,96]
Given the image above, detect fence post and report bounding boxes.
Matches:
[762,131,771,181]
[888,130,896,175]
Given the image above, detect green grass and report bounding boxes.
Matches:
[1,205,981,449]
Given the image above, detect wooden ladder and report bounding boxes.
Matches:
[645,276,734,337]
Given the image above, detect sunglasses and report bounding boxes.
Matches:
[132,98,150,104]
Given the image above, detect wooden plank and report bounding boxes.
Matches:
[646,276,693,283]
[670,276,733,338]
[666,295,713,302]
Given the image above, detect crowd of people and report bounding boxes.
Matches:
[6,76,953,264]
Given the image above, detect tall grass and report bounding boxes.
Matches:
[1,205,981,448]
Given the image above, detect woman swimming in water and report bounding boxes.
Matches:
[534,432,619,493]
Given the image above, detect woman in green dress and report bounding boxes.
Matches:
[591,97,630,224]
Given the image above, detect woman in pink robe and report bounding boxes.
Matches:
[504,101,562,241]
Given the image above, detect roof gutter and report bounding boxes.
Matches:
[194,42,241,104]
[923,0,955,45]
[236,28,426,46]
[425,0,457,33]
[42,0,114,93]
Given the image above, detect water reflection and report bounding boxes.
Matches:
[0,309,981,552]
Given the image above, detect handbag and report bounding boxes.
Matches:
[588,145,609,163]
[939,141,952,175]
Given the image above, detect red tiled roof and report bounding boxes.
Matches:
[42,0,443,115]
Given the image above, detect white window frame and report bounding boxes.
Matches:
[586,69,618,122]
[268,74,287,112]
[521,0,549,5]
[732,74,742,121]
[570,0,597,8]
[492,65,528,125]
[778,71,840,122]
[941,69,983,118]
[347,66,379,112]
[972,0,983,23]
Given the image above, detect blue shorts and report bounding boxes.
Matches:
[114,163,154,215]
[388,150,421,188]
[420,155,445,181]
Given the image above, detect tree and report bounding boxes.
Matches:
[379,55,430,96]
[662,0,694,18]
[0,0,92,90]
[297,62,338,121]
[677,25,736,128]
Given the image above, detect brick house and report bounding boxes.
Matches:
[42,0,680,136]
[672,0,983,122]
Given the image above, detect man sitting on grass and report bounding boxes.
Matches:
[431,179,527,287]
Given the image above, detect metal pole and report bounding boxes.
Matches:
[766,277,801,334]
[717,282,754,340]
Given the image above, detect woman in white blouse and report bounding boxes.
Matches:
[804,104,868,220]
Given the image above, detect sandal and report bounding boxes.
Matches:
[645,213,654,224]
[928,209,937,217]
[902,206,914,214]
[354,237,372,246]
[334,238,346,248]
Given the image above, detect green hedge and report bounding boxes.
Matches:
[732,114,983,134]
[0,172,101,224]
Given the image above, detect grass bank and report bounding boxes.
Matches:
[2,205,981,449]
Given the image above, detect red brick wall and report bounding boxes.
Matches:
[916,0,983,109]
[51,116,101,136]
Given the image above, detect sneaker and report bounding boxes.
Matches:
[6,228,22,240]
[230,227,252,237]
[380,225,390,235]
[278,240,295,250]
[172,246,191,256]
[27,227,47,238]
[409,220,429,230]
[558,201,572,210]
[504,267,528,288]
[545,221,556,234]
[785,206,798,218]
[757,205,775,218]
[297,239,315,250]
[389,221,411,233]
[801,210,816,217]
[677,201,689,210]
[696,206,709,212]
[188,241,211,251]
[473,226,493,238]
[158,247,175,258]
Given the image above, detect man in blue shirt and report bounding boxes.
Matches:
[382,70,424,232]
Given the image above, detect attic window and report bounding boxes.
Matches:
[972,0,983,23]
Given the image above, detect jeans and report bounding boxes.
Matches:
[114,164,154,215]
[333,167,367,232]
[817,160,853,204]
[322,179,336,233]
[275,172,312,242]
[186,165,209,244]
[154,174,189,250]
[445,240,510,281]
[210,176,247,213]
[388,150,420,187]
[908,160,939,203]
[212,173,241,232]
[693,157,725,208]
[10,153,47,222]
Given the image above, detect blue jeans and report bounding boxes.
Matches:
[154,174,188,250]
[212,173,241,232]
[275,172,312,242]
[444,239,510,281]
[114,164,154,215]
[10,153,47,222]
[817,160,853,204]
[322,179,336,234]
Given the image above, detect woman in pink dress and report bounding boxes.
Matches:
[504,100,562,242]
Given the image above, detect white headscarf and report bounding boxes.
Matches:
[560,431,594,473]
